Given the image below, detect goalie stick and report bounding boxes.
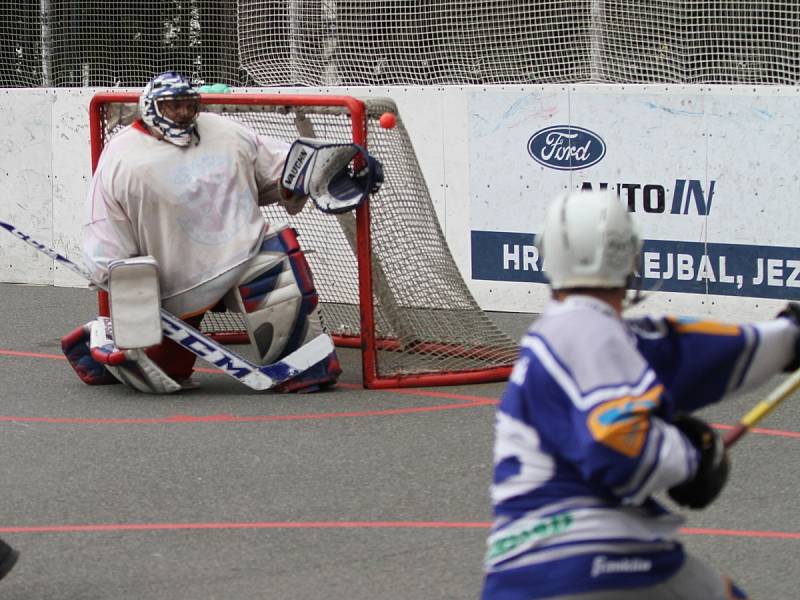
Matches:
[0,220,334,391]
[723,365,800,448]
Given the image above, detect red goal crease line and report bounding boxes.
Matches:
[0,349,799,438]
[0,412,796,439]
[0,521,798,540]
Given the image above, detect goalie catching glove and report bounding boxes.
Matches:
[281,138,384,214]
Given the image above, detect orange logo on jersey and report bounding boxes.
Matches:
[667,317,741,336]
[587,385,663,458]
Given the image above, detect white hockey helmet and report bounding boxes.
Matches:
[537,189,641,290]
[139,71,200,147]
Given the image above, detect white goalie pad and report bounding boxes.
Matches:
[224,224,323,365]
[108,256,163,349]
[89,317,181,394]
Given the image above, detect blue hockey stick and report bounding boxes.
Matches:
[0,220,335,391]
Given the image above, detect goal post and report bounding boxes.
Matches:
[89,92,520,388]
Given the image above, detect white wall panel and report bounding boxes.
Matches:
[52,89,95,287]
[1,85,799,323]
[0,90,55,284]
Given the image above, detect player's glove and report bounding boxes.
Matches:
[281,138,384,214]
[667,414,729,509]
[776,302,800,372]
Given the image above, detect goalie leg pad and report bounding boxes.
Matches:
[226,225,324,366]
[61,323,120,386]
[89,318,182,394]
[274,350,342,394]
[105,351,183,394]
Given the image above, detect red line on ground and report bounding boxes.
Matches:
[0,349,496,404]
[0,521,490,533]
[712,423,800,440]
[331,380,500,405]
[680,527,800,540]
[0,521,797,540]
[1,348,799,439]
[0,349,65,360]
[0,400,495,425]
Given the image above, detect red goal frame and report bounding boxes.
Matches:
[89,92,514,389]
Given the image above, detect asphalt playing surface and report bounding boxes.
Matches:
[0,283,797,599]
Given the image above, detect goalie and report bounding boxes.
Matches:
[62,71,383,393]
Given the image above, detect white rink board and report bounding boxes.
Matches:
[0,89,55,285]
[470,85,800,321]
[1,85,799,322]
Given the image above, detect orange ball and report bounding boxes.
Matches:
[379,112,397,129]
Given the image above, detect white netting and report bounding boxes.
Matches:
[2,2,799,87]
[0,1,248,87]
[238,1,800,85]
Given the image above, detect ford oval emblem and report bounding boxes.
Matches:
[527,126,606,171]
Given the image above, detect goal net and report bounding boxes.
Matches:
[89,92,520,388]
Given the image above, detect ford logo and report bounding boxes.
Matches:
[527,126,606,171]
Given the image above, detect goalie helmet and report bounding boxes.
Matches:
[537,189,641,290]
[139,71,200,147]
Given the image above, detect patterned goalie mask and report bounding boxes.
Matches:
[138,71,200,147]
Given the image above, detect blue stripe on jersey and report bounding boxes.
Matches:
[483,544,684,599]
[494,481,615,516]
[494,455,522,485]
[634,317,755,413]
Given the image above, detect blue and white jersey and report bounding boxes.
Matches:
[483,295,796,599]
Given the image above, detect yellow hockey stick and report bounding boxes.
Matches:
[724,367,800,448]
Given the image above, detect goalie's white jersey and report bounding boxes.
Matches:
[83,112,298,316]
[483,295,797,599]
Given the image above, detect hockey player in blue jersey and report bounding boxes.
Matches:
[482,190,800,599]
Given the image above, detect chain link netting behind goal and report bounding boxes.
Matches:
[239,1,800,85]
[3,2,799,87]
[1,1,247,87]
[90,93,520,387]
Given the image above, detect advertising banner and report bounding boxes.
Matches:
[469,86,800,310]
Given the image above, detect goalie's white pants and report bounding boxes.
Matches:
[224,224,324,366]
